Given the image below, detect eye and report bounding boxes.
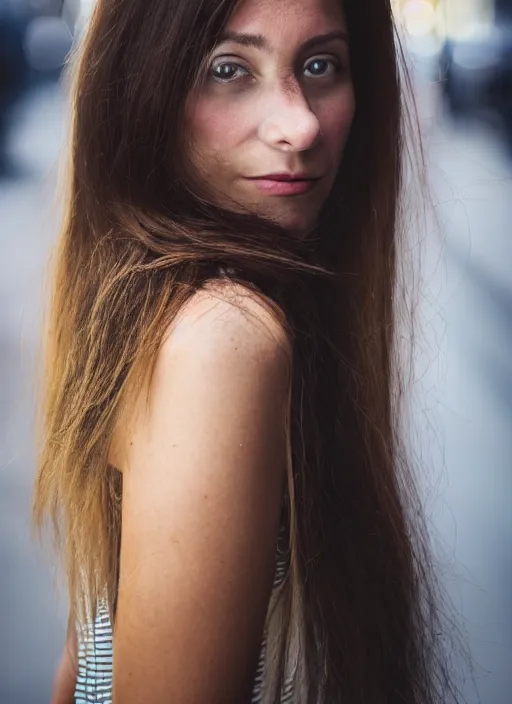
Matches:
[209,60,249,83]
[303,57,339,78]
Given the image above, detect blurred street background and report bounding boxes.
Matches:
[1,0,511,702]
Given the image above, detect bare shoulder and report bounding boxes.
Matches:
[163,278,292,364]
[109,279,291,471]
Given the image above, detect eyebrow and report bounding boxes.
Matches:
[218,30,349,53]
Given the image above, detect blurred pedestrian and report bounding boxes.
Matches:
[0,0,29,174]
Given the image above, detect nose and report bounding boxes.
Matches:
[258,83,321,153]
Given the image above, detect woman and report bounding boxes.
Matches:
[33,0,463,702]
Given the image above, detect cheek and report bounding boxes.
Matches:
[186,97,249,159]
[318,88,355,159]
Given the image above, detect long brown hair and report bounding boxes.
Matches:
[33,0,465,701]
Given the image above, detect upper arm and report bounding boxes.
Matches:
[112,287,292,704]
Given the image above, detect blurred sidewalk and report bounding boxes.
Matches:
[408,67,512,703]
[0,82,68,704]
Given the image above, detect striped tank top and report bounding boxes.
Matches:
[74,523,292,703]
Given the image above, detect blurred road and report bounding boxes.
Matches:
[0,80,511,703]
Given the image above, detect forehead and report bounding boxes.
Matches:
[227,0,346,40]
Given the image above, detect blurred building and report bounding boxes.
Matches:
[392,0,496,40]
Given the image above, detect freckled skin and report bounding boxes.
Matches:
[185,0,355,235]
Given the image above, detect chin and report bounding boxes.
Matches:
[274,209,319,236]
[222,191,321,235]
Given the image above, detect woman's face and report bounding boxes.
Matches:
[185,0,355,234]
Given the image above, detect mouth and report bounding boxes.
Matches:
[245,173,322,197]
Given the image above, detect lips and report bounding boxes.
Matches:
[246,173,321,196]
